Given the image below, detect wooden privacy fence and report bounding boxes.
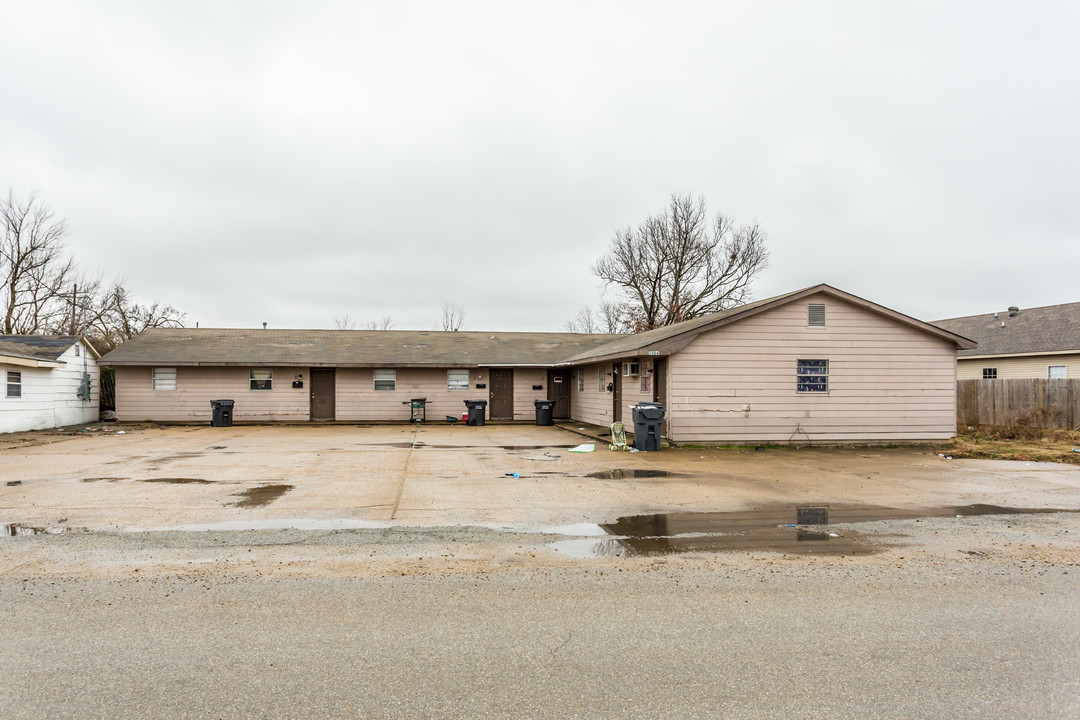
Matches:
[957,378,1080,430]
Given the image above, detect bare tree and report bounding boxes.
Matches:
[334,313,357,330]
[593,194,769,331]
[84,279,185,352]
[565,300,632,334]
[564,306,599,333]
[364,315,395,330]
[1,190,75,333]
[438,301,465,332]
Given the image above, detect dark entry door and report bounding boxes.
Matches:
[653,357,666,405]
[489,368,514,420]
[612,363,622,423]
[547,369,571,419]
[310,368,336,421]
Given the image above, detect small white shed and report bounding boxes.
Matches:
[0,336,100,433]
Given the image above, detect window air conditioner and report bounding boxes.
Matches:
[622,361,640,377]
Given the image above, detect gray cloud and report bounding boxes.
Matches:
[2,0,1077,331]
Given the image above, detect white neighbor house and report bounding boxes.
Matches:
[0,336,100,433]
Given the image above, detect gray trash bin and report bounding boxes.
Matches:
[631,401,665,451]
[211,399,235,427]
[464,399,487,426]
[534,399,556,426]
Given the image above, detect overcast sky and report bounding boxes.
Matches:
[2,1,1078,331]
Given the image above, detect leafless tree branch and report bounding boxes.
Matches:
[592,194,769,331]
[438,301,465,332]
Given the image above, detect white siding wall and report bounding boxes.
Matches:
[0,341,99,433]
[115,366,309,422]
[958,354,1080,380]
[666,293,958,444]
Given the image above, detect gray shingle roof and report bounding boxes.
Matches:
[100,328,622,367]
[932,302,1080,357]
[0,335,81,363]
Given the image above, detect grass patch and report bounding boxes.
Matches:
[940,425,1080,464]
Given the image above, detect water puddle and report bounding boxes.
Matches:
[2,524,85,537]
[551,503,1080,558]
[81,477,125,482]
[229,483,294,508]
[140,477,216,484]
[6,481,22,486]
[586,469,683,479]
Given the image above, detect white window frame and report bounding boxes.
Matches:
[373,369,396,391]
[152,367,176,391]
[808,303,826,327]
[447,369,469,391]
[982,368,997,380]
[597,366,606,392]
[577,367,584,391]
[250,368,273,391]
[796,359,829,393]
[1049,365,1067,379]
[6,370,22,398]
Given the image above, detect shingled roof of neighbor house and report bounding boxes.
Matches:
[932,301,1080,357]
[561,284,976,364]
[100,329,623,367]
[0,335,93,363]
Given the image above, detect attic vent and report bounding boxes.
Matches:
[808,304,826,327]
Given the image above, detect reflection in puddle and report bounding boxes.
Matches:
[2,524,85,537]
[549,503,1080,558]
[229,483,294,508]
[586,469,681,479]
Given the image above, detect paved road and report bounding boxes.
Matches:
[4,557,1078,719]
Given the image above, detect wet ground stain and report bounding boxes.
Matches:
[587,469,683,479]
[229,483,295,508]
[2,523,86,537]
[81,477,126,483]
[6,481,21,486]
[552,503,1080,558]
[140,478,215,485]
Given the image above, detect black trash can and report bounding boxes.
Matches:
[534,399,556,426]
[463,399,487,426]
[210,399,235,427]
[631,401,665,451]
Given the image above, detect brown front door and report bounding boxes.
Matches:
[612,363,622,423]
[489,368,514,420]
[653,357,666,405]
[310,367,336,421]
[547,369,571,419]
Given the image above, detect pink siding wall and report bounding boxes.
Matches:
[115,366,309,422]
[666,293,958,443]
[570,362,614,426]
[117,366,551,423]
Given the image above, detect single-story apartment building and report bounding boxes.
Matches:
[101,284,975,444]
[932,302,1080,380]
[0,335,101,433]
